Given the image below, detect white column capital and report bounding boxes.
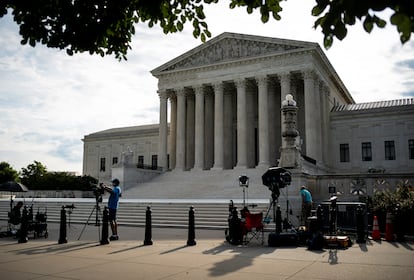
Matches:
[158,90,169,99]
[175,87,186,97]
[303,69,317,80]
[193,85,204,95]
[278,72,291,83]
[212,82,223,93]
[234,78,246,88]
[255,75,268,85]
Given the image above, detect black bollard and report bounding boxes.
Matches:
[100,206,109,245]
[394,204,405,242]
[356,204,366,243]
[229,207,242,245]
[276,205,282,234]
[316,204,324,233]
[144,205,153,245]
[18,206,28,243]
[329,197,337,235]
[58,206,68,244]
[187,206,196,246]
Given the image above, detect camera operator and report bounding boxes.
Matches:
[100,179,122,241]
[300,186,313,225]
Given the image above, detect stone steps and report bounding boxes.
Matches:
[0,199,273,230]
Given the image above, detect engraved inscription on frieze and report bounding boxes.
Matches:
[165,38,300,71]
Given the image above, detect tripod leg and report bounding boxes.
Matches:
[77,206,96,240]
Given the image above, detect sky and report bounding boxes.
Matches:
[0,1,413,174]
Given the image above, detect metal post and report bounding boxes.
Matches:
[18,206,28,243]
[276,205,282,233]
[144,206,153,245]
[356,204,366,243]
[187,206,196,246]
[394,204,405,242]
[58,206,67,244]
[316,204,323,233]
[100,206,109,245]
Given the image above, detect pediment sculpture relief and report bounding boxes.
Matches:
[164,38,301,71]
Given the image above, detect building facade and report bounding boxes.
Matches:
[82,33,414,196]
[152,32,353,173]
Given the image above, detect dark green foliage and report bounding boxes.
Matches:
[0,161,19,183]
[1,1,413,57]
[19,161,98,191]
[373,180,414,213]
[312,0,413,49]
[372,180,414,234]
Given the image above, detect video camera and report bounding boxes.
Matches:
[262,167,292,199]
[91,183,105,203]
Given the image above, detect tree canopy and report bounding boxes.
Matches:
[0,161,19,183]
[1,0,413,60]
[18,160,98,191]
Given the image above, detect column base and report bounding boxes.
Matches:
[234,165,248,170]
[211,166,224,171]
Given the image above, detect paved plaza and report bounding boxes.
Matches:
[0,222,413,280]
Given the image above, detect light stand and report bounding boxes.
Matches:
[239,175,249,208]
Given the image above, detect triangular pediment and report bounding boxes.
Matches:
[152,32,317,75]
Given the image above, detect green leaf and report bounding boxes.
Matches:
[323,35,333,49]
[363,16,374,33]
[334,22,347,40]
[373,16,386,28]
[177,21,183,31]
[311,6,324,17]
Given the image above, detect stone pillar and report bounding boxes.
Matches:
[158,90,168,170]
[204,92,214,169]
[320,84,330,165]
[223,92,234,169]
[186,94,195,170]
[279,94,301,168]
[235,79,247,168]
[257,75,270,166]
[213,82,224,169]
[175,88,186,170]
[279,73,291,149]
[193,86,205,170]
[170,95,177,169]
[303,70,318,161]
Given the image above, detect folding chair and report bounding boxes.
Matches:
[242,212,265,245]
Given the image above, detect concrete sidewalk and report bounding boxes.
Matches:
[0,223,413,280]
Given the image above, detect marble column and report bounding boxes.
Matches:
[186,94,195,170]
[193,86,205,170]
[204,92,214,169]
[304,70,317,161]
[257,75,270,166]
[169,95,177,169]
[235,79,247,168]
[175,88,186,170]
[158,90,168,170]
[320,82,329,165]
[213,82,224,169]
[280,73,291,102]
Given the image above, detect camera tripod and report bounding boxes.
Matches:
[264,192,280,232]
[264,186,293,233]
[77,199,101,241]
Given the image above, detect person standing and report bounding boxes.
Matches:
[300,186,313,225]
[102,178,122,240]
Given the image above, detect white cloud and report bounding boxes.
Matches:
[0,2,413,173]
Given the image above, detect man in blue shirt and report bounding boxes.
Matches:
[300,186,313,225]
[103,178,122,240]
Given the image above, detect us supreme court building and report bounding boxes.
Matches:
[83,33,414,199]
